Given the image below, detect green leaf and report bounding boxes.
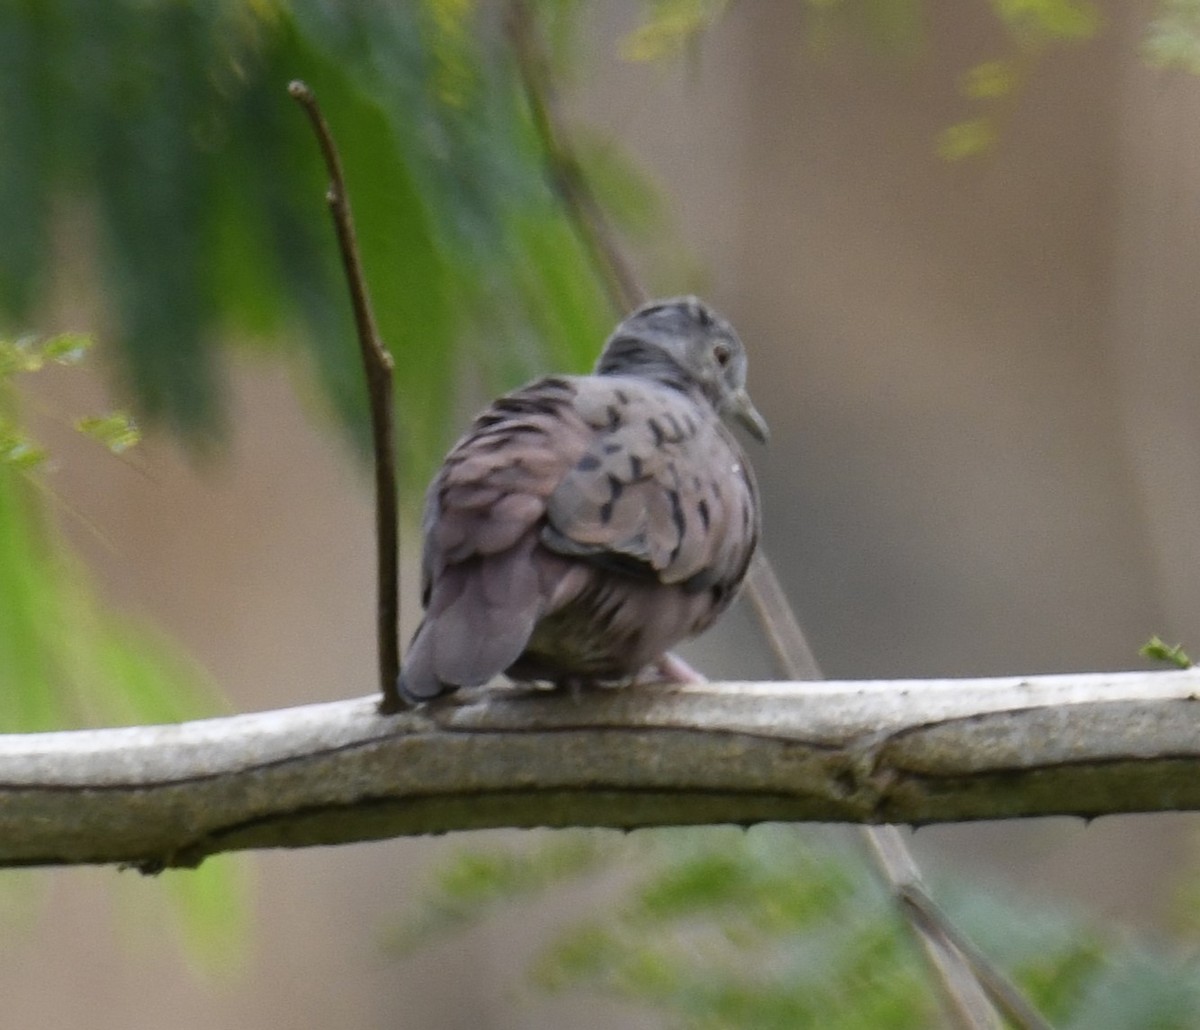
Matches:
[41,332,93,365]
[992,0,1102,42]
[1140,634,1193,669]
[0,6,54,318]
[962,59,1019,99]
[1144,0,1200,73]
[620,0,730,62]
[387,832,613,951]
[75,411,142,454]
[937,118,998,160]
[81,614,224,727]
[0,456,223,732]
[0,466,66,731]
[422,0,482,108]
[158,855,254,974]
[0,425,49,470]
[0,335,46,377]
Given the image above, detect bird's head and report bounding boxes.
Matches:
[596,296,769,443]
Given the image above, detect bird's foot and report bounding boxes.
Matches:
[637,652,708,686]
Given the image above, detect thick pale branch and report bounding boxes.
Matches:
[1,669,1197,870]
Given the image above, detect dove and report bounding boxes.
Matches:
[397,296,767,702]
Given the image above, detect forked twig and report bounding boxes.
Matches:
[289,80,402,714]
[506,7,1046,1028]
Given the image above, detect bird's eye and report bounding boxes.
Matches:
[713,343,732,367]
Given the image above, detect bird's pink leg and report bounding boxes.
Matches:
[646,651,708,684]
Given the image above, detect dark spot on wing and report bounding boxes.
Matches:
[607,474,624,502]
[668,489,686,557]
[629,455,644,479]
[697,498,711,532]
[649,418,665,447]
[605,405,622,430]
[578,454,601,471]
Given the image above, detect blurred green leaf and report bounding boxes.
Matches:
[0,463,223,731]
[1141,634,1193,669]
[0,333,93,379]
[159,854,254,975]
[962,59,1019,98]
[0,424,49,470]
[1145,0,1200,73]
[992,0,1101,43]
[937,118,998,160]
[75,411,141,454]
[389,832,614,952]
[41,332,93,365]
[621,0,730,62]
[0,465,64,731]
[0,335,47,377]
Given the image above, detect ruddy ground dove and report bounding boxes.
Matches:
[398,296,767,702]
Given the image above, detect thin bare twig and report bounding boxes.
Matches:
[898,886,1055,1029]
[868,827,1037,1030]
[289,80,402,714]
[744,552,822,679]
[504,8,1048,1029]
[749,575,1005,1029]
[507,0,646,315]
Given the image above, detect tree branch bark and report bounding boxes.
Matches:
[3,668,1196,871]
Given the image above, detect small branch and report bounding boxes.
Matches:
[507,0,646,314]
[2,669,1199,871]
[289,81,402,714]
[745,552,823,680]
[747,554,1013,1028]
[867,827,1048,1030]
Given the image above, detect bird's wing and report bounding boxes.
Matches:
[402,376,590,698]
[543,376,759,590]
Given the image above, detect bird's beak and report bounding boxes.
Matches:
[729,388,770,444]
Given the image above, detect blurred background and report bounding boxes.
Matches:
[3,1,1200,1026]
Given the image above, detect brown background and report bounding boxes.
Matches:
[5,2,1200,1026]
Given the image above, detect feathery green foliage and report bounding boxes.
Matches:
[0,1,619,483]
[397,826,1200,1029]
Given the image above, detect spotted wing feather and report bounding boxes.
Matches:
[543,375,759,594]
